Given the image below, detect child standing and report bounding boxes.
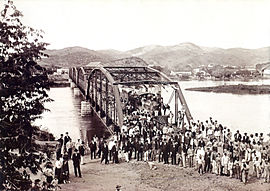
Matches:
[198,154,204,175]
[234,160,241,180]
[216,153,222,176]
[254,157,261,179]
[241,159,249,184]
[228,158,234,178]
[211,152,217,174]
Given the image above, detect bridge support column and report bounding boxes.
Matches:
[70,82,76,88]
[74,87,80,96]
[81,101,91,116]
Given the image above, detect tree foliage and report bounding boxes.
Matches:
[0,0,52,189]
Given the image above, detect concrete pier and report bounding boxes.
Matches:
[74,87,81,96]
[81,101,91,116]
[70,82,76,88]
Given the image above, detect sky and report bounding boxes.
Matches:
[9,0,270,51]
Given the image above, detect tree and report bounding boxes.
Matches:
[0,0,52,189]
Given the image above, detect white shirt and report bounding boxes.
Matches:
[108,141,115,151]
[66,141,72,149]
[75,141,81,150]
[196,148,205,160]
[121,125,128,133]
[208,128,213,135]
[221,155,229,166]
[55,159,62,169]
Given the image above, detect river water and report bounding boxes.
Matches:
[35,87,110,142]
[179,79,270,138]
[36,79,270,141]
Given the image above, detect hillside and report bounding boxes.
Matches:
[39,46,116,68]
[127,43,270,71]
[39,43,270,70]
[97,49,130,59]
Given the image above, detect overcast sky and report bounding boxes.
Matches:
[12,0,270,51]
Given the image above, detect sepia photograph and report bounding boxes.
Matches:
[1,0,270,190]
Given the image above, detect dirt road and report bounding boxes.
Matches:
[61,156,270,191]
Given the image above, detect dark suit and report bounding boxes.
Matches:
[101,144,109,164]
[163,143,169,164]
[64,135,71,146]
[171,146,177,165]
[89,141,97,159]
[72,153,81,177]
[234,133,242,142]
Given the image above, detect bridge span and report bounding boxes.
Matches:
[69,57,192,135]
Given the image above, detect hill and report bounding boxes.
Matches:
[125,43,270,71]
[40,43,270,70]
[97,49,130,59]
[39,46,116,68]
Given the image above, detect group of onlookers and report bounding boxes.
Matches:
[30,90,270,190]
[87,91,270,185]
[30,132,86,190]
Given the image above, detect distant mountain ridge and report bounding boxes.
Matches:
[39,46,114,68]
[39,43,270,70]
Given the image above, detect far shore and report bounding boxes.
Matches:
[185,84,270,94]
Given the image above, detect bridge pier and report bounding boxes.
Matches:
[74,87,81,96]
[81,101,91,116]
[70,82,76,88]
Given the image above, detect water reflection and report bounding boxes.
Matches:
[35,87,110,142]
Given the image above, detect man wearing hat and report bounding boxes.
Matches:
[72,149,82,178]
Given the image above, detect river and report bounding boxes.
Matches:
[179,79,270,138]
[35,87,110,142]
[36,79,270,141]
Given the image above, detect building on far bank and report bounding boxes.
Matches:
[56,68,69,75]
[170,71,192,79]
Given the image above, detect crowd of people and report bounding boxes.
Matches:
[89,91,270,185]
[30,90,270,190]
[30,132,86,190]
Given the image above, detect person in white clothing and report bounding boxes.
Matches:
[108,140,115,161]
[75,139,81,150]
[221,153,229,176]
[55,156,63,183]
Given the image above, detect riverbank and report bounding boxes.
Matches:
[61,156,270,191]
[185,84,270,94]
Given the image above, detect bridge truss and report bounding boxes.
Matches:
[69,57,192,134]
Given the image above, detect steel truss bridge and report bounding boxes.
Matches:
[69,57,192,134]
